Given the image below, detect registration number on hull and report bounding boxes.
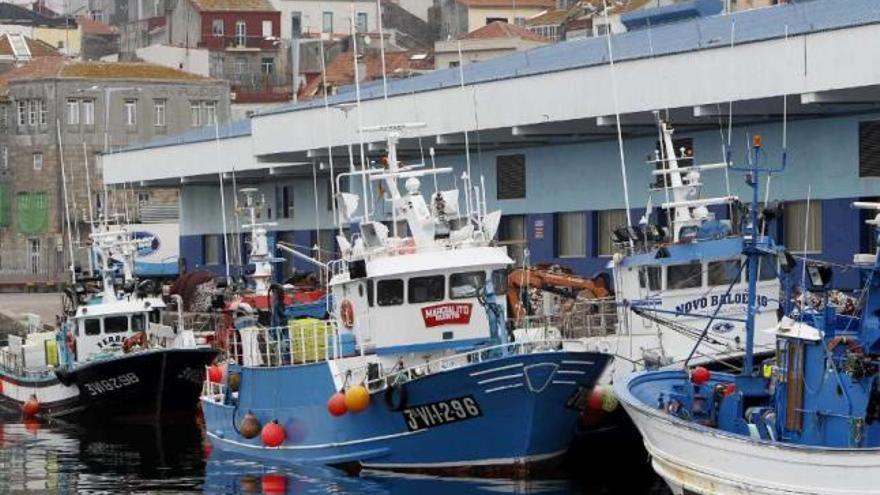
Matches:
[402,396,482,432]
[83,372,140,396]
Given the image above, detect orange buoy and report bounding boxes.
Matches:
[239,411,261,439]
[690,366,711,385]
[344,385,370,413]
[208,365,223,384]
[261,420,286,447]
[327,391,348,416]
[21,396,39,418]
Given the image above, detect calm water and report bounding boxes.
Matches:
[0,412,670,494]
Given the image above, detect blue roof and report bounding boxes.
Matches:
[111,118,251,154]
[621,0,724,31]
[258,0,880,117]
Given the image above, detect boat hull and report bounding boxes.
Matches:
[0,347,217,422]
[203,350,610,476]
[617,370,880,495]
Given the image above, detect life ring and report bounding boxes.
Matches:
[340,299,355,329]
[123,332,148,353]
[827,336,863,355]
[383,382,408,412]
[65,331,76,355]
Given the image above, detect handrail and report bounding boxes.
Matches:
[225,320,341,367]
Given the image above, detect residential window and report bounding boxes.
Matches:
[235,20,246,46]
[408,275,445,304]
[290,11,302,37]
[27,100,36,126]
[33,152,43,171]
[486,16,507,24]
[153,99,166,127]
[496,154,525,199]
[1,146,7,169]
[38,99,45,126]
[16,101,25,126]
[212,18,224,36]
[262,20,272,38]
[785,200,822,253]
[450,271,485,299]
[859,121,880,177]
[667,262,702,290]
[124,99,137,126]
[0,105,7,129]
[708,260,742,286]
[261,57,274,74]
[190,102,201,126]
[322,11,333,33]
[557,212,585,257]
[204,101,216,126]
[356,12,368,33]
[597,209,628,256]
[82,99,94,125]
[377,279,404,306]
[498,214,526,265]
[90,9,103,22]
[448,61,459,68]
[204,234,223,264]
[67,98,79,125]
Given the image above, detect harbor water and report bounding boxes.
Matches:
[0,411,670,494]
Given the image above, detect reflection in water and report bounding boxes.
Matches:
[0,412,669,494]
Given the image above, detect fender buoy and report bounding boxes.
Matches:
[327,391,348,417]
[340,299,355,329]
[208,365,223,384]
[690,366,711,385]
[383,382,408,412]
[261,420,286,447]
[239,411,261,439]
[344,385,370,413]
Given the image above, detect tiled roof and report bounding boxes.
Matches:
[189,0,275,12]
[299,50,433,99]
[0,58,213,94]
[75,15,118,35]
[456,0,554,8]
[0,2,75,28]
[462,20,550,42]
[525,8,570,26]
[0,34,59,57]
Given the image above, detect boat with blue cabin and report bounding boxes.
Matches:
[201,123,611,476]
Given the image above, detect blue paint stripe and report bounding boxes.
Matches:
[375,337,488,356]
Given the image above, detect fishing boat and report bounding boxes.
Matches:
[0,223,217,422]
[611,133,880,495]
[201,124,611,476]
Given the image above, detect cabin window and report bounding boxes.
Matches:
[708,260,741,286]
[149,310,161,323]
[132,314,146,332]
[450,271,486,299]
[104,316,129,334]
[409,276,445,304]
[491,269,508,296]
[667,262,702,290]
[639,266,662,291]
[84,318,101,336]
[377,279,404,306]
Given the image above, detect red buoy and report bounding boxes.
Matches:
[586,387,604,411]
[690,366,711,385]
[21,396,39,418]
[261,420,286,447]
[327,391,348,417]
[208,365,223,384]
[723,383,737,397]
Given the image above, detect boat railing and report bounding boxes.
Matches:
[225,320,342,367]
[337,337,587,394]
[509,298,618,340]
[202,375,226,401]
[0,346,55,379]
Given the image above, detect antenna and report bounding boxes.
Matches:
[57,119,76,284]
[350,7,371,222]
[601,0,632,230]
[214,120,231,281]
[317,28,339,236]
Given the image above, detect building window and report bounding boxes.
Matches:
[190,102,201,127]
[1,146,7,169]
[496,154,525,200]
[234,57,247,75]
[556,212,586,257]
[153,99,166,127]
[356,12,368,33]
[499,214,526,265]
[261,57,274,74]
[277,184,293,219]
[124,99,137,126]
[33,152,43,171]
[322,12,333,33]
[16,101,25,126]
[785,200,822,253]
[448,60,459,68]
[597,209,628,256]
[82,99,94,125]
[212,18,224,36]
[262,20,272,37]
[486,17,507,24]
[291,11,302,37]
[27,100,36,126]
[235,20,247,46]
[38,100,45,126]
[0,105,7,130]
[67,99,79,125]
[90,9,103,22]
[859,121,880,177]
[204,101,217,126]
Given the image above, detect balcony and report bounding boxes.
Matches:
[222,72,292,104]
[200,34,279,52]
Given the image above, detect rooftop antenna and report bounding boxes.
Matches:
[601,0,632,230]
